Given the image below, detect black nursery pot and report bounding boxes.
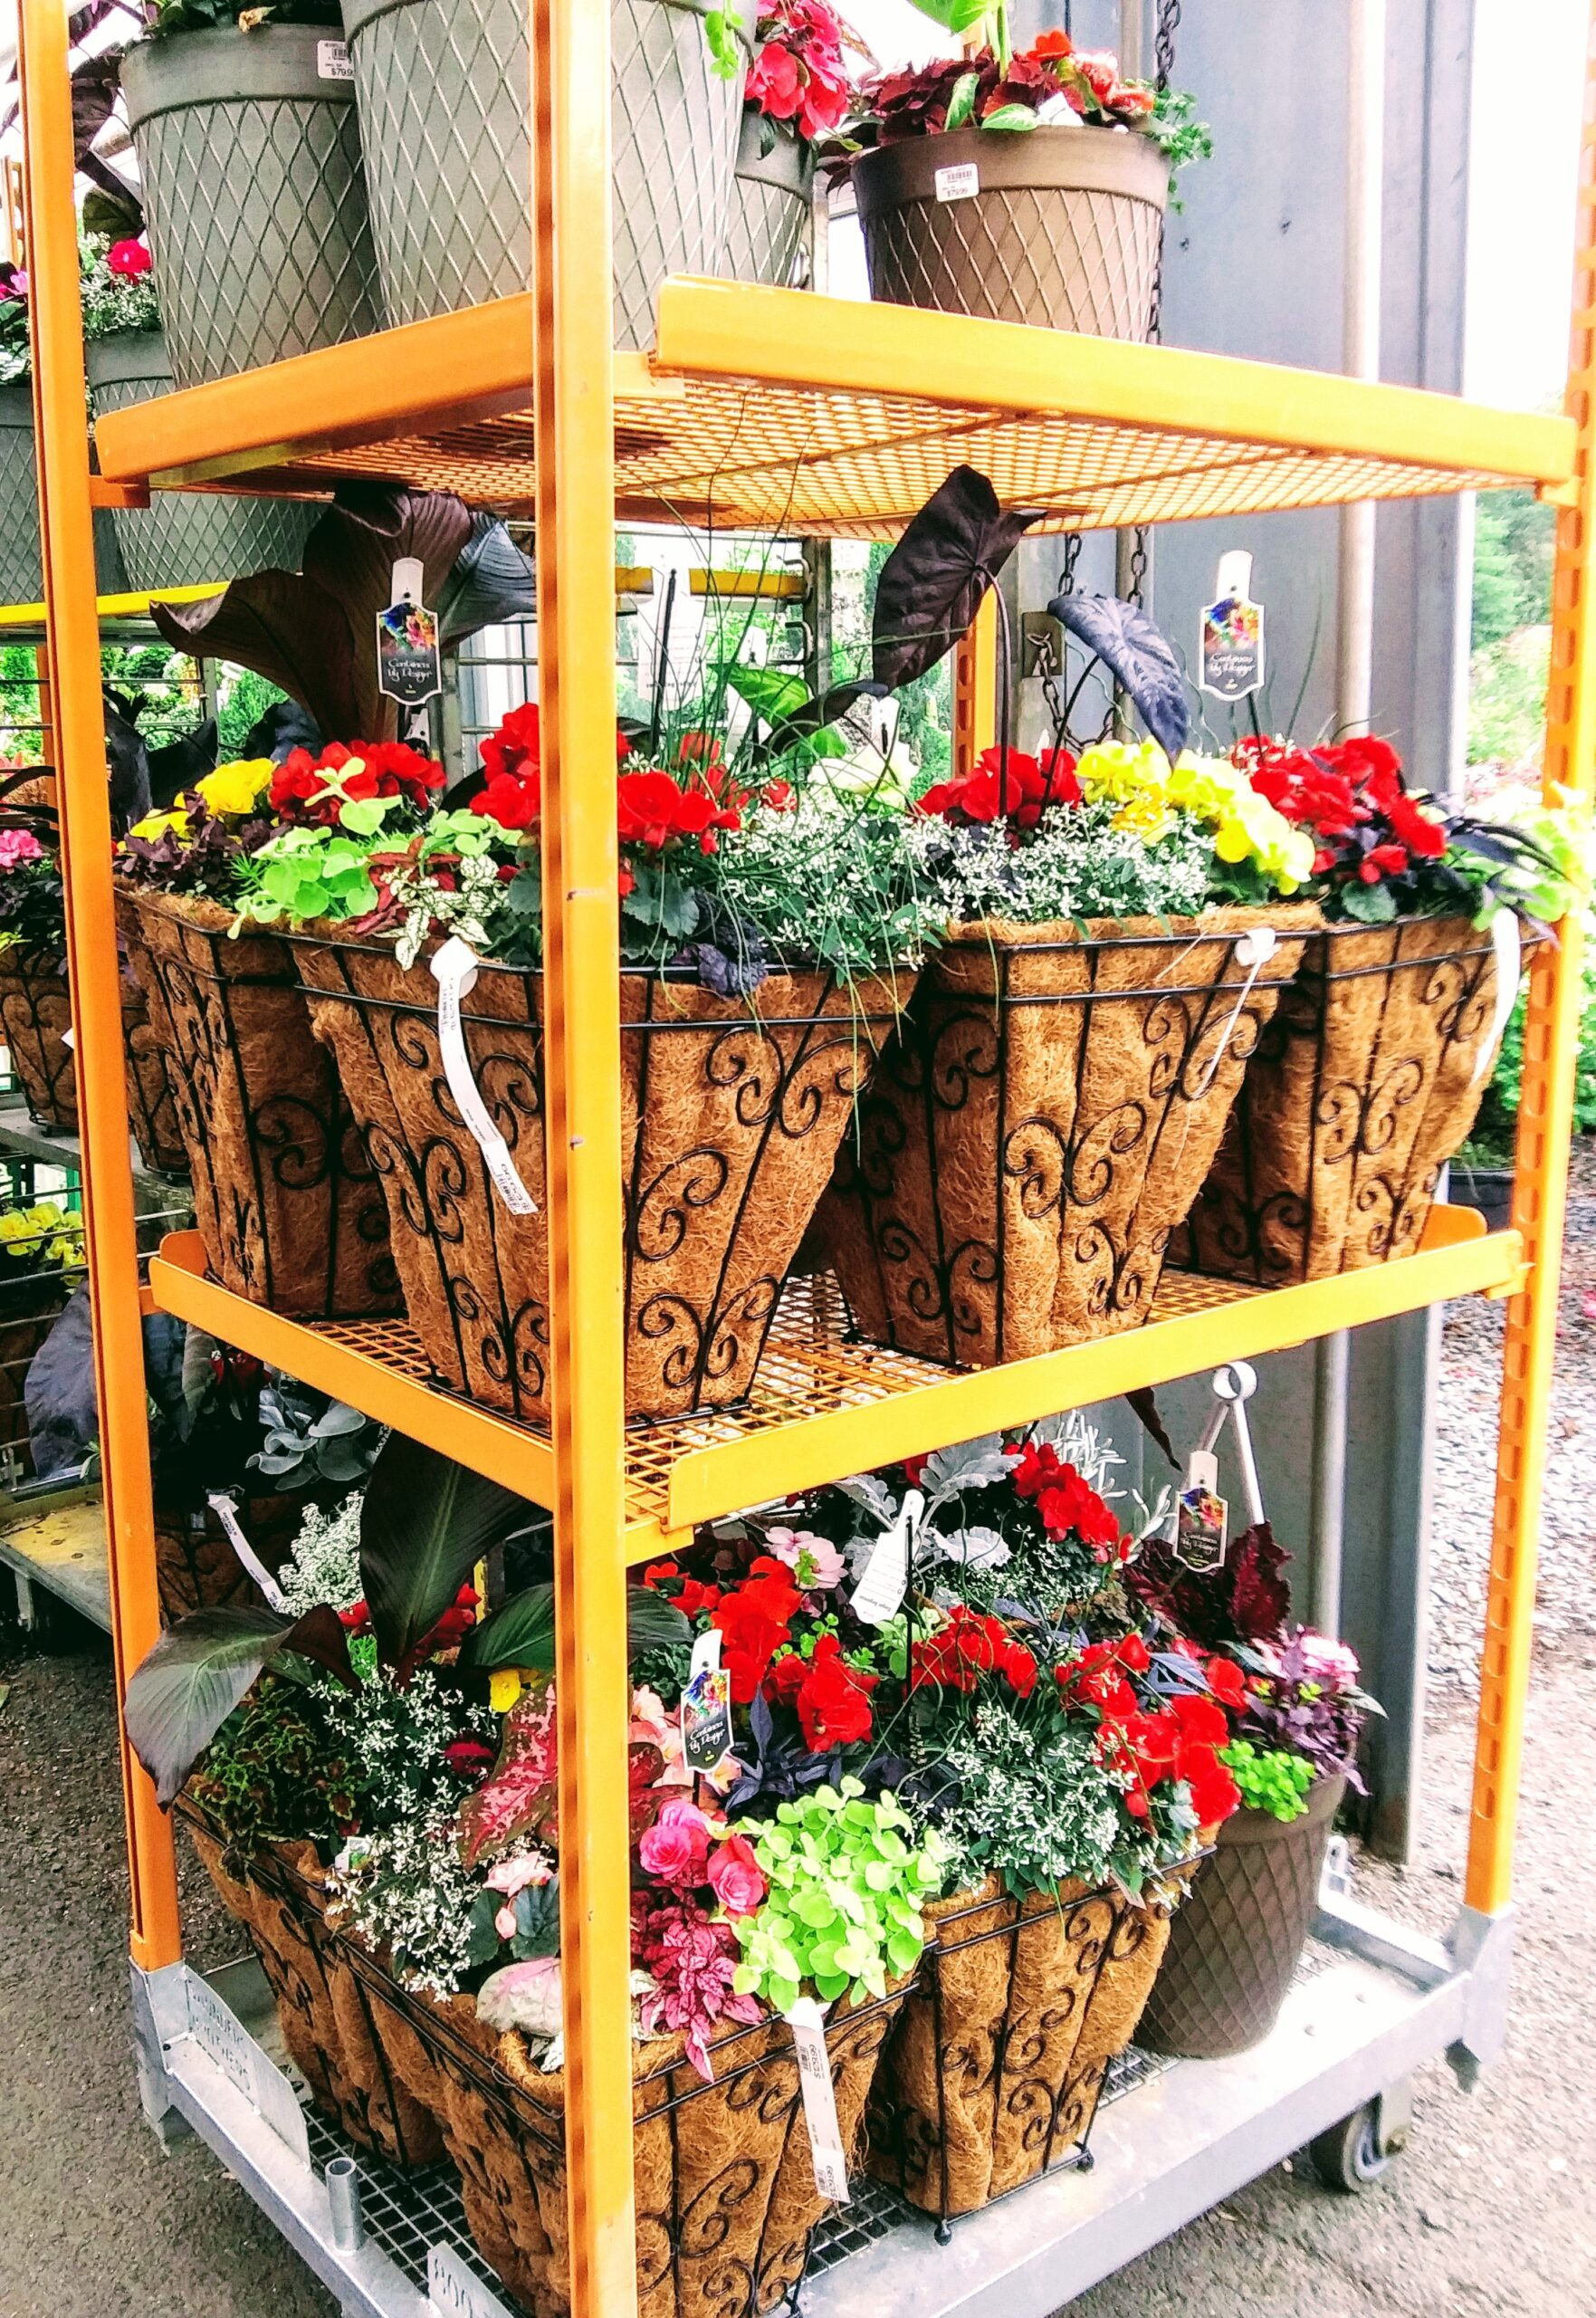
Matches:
[1136,1773,1346,2059]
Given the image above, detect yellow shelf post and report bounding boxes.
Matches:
[1466,0,1596,1918]
[531,5,639,2315]
[14,0,180,1973]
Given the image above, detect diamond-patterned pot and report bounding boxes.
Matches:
[87,332,319,591]
[1136,1774,1347,2059]
[854,123,1169,339]
[121,25,383,388]
[716,110,814,289]
[339,0,742,350]
[0,385,127,608]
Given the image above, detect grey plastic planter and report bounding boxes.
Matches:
[87,334,318,592]
[0,384,126,608]
[339,0,741,349]
[121,24,383,388]
[716,111,814,289]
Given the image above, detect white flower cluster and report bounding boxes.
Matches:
[710,789,935,972]
[331,1807,483,1996]
[277,1493,364,1614]
[316,1659,494,1827]
[907,799,1212,927]
[936,1700,1124,1898]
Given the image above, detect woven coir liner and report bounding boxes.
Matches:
[351,1949,906,2318]
[1175,915,1515,1285]
[819,907,1317,1365]
[865,1874,1180,2217]
[117,890,398,1317]
[152,1489,303,1623]
[183,1815,444,2169]
[0,945,186,1171]
[291,932,907,1422]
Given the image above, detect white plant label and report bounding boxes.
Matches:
[181,1967,311,2169]
[934,162,980,203]
[850,1488,922,1625]
[1199,550,1266,701]
[207,1491,288,1611]
[429,2244,517,2318]
[1471,910,1523,1089]
[786,1999,850,2204]
[430,939,538,1216]
[317,38,354,79]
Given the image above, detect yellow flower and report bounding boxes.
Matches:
[1113,791,1177,842]
[197,759,273,819]
[126,808,185,843]
[1077,739,1173,805]
[490,1668,524,1714]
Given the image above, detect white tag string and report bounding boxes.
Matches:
[1470,911,1523,1089]
[430,938,538,1216]
[1187,925,1278,1099]
[786,1998,850,2204]
[208,1492,289,1611]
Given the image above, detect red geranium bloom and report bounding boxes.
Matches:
[1011,1441,1123,1553]
[1206,1655,1247,1711]
[712,1556,803,1702]
[475,769,542,831]
[766,1650,808,1708]
[794,1633,877,1750]
[917,745,1080,831]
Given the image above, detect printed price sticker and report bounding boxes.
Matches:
[181,1967,311,2168]
[429,2244,517,2318]
[850,1488,922,1625]
[786,1999,850,2204]
[431,939,538,1216]
[317,38,354,79]
[934,161,980,203]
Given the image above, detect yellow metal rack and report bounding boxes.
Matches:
[13,0,1596,2311]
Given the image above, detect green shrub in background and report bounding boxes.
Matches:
[1463,943,1596,1164]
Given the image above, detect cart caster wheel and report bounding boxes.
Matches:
[1309,2102,1395,2193]
[934,2220,954,2246]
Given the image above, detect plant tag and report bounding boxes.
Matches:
[428,2244,516,2318]
[1471,908,1523,1089]
[850,1488,922,1625]
[1175,1451,1228,1573]
[786,1998,850,2202]
[377,596,442,706]
[207,1490,288,1612]
[1199,551,1266,701]
[60,1026,74,1050]
[317,37,354,79]
[430,938,538,1216]
[181,1966,311,2169]
[934,161,980,203]
[682,1628,732,1772]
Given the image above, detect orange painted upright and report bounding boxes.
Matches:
[1466,0,1596,1917]
[14,0,179,1969]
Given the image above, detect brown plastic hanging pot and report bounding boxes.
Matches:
[852,122,1169,338]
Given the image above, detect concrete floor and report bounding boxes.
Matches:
[0,1617,1590,2318]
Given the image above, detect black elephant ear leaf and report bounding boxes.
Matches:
[123,1604,357,1810]
[435,514,537,650]
[1047,591,1190,762]
[872,465,1044,693]
[765,680,889,754]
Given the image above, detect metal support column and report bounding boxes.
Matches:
[952,591,998,777]
[15,0,179,1973]
[529,5,638,2315]
[1467,0,1596,1916]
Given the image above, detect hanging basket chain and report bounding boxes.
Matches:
[1125,0,1183,608]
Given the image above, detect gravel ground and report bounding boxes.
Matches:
[3,1168,1593,2318]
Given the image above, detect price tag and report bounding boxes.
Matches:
[428,2244,517,2318]
[786,1998,850,2204]
[317,37,354,79]
[681,1628,733,1772]
[934,162,980,203]
[1174,1451,1228,1574]
[850,1488,922,1625]
[181,1967,311,2169]
[207,1492,289,1611]
[1199,551,1266,702]
[430,939,538,1216]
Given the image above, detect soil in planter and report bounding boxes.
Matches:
[185,1819,445,2170]
[292,936,904,1422]
[865,1876,1173,2217]
[1175,916,1513,1285]
[118,890,398,1318]
[819,909,1315,1366]
[353,1956,906,2318]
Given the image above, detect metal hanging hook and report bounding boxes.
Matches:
[1211,1361,1266,1528]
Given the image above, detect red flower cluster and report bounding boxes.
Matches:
[768,1633,878,1749]
[865,34,1152,142]
[473,704,636,836]
[272,739,444,824]
[1235,733,1447,892]
[746,1,851,142]
[1009,1442,1125,1558]
[712,1556,804,1703]
[1057,1641,1239,1825]
[910,1606,1038,1699]
[917,744,1080,831]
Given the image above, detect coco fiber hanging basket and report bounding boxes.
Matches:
[290,933,906,1423]
[0,946,189,1175]
[1175,914,1517,1285]
[351,1949,907,2318]
[117,889,399,1318]
[819,907,1316,1367]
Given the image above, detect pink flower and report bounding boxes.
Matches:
[638,1797,712,1887]
[107,238,153,280]
[765,1526,846,1594]
[0,829,44,869]
[494,1905,517,1940]
[633,1895,763,2079]
[485,1852,553,1899]
[706,1831,766,1918]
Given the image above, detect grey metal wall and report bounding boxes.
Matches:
[1004,0,1477,1854]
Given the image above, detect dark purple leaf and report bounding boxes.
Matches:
[1046,591,1190,761]
[872,465,1043,691]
